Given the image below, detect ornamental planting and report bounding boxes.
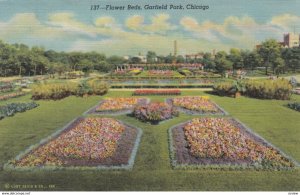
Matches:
[11,117,140,168]
[133,89,181,96]
[168,96,226,115]
[0,92,26,101]
[170,117,295,169]
[133,102,179,124]
[94,97,148,113]
[147,70,174,76]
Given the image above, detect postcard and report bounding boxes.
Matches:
[0,0,299,193]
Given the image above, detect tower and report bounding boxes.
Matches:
[173,40,177,64]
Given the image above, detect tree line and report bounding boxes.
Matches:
[0,40,123,77]
[0,39,300,77]
[201,39,300,75]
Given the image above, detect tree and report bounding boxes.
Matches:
[68,52,84,71]
[282,47,300,73]
[214,51,233,75]
[228,48,243,70]
[146,51,157,64]
[164,54,175,64]
[258,39,281,75]
[242,50,262,71]
[176,55,185,63]
[94,61,111,72]
[202,53,215,70]
[77,59,94,73]
[129,57,142,64]
[107,55,125,65]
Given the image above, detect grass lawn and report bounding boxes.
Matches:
[0,90,299,191]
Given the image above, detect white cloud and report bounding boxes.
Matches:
[270,14,300,32]
[125,14,176,33]
[1,12,299,55]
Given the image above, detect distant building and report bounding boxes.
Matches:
[136,55,147,63]
[283,33,300,48]
[256,33,300,49]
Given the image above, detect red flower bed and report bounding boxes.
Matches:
[133,89,181,96]
[0,92,25,101]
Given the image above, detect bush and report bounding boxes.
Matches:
[133,102,178,124]
[86,79,109,95]
[288,102,300,112]
[0,102,39,120]
[244,79,292,100]
[31,83,78,100]
[32,81,109,100]
[178,69,192,76]
[213,81,236,96]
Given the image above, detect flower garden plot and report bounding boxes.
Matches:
[0,92,26,101]
[133,89,181,96]
[7,117,142,170]
[167,96,227,115]
[147,70,174,76]
[169,117,296,170]
[133,102,179,125]
[86,97,149,115]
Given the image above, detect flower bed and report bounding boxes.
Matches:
[88,98,148,115]
[133,102,178,124]
[169,118,295,170]
[0,82,14,93]
[167,96,227,115]
[147,70,174,76]
[133,89,181,96]
[288,102,300,112]
[0,92,26,101]
[9,117,141,169]
[0,102,39,120]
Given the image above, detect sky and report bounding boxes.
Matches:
[0,0,300,56]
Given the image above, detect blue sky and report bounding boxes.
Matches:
[0,0,300,55]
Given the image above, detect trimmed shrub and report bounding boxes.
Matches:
[178,69,192,76]
[87,80,109,95]
[31,83,78,100]
[244,79,292,100]
[133,102,179,124]
[0,102,39,120]
[288,102,300,112]
[31,81,109,100]
[213,81,236,96]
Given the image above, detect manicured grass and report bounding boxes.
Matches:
[0,91,299,191]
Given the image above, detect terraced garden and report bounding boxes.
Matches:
[0,88,299,191]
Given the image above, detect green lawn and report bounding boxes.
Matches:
[0,90,299,191]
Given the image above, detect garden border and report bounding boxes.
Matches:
[165,97,229,116]
[83,98,150,116]
[168,117,299,170]
[4,115,143,171]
